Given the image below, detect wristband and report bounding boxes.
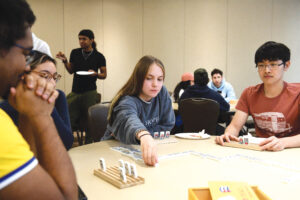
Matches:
[138,133,151,140]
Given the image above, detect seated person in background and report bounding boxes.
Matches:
[172,72,194,133]
[173,72,194,102]
[0,0,77,198]
[208,68,236,103]
[180,68,230,112]
[0,51,73,150]
[180,68,230,135]
[102,55,175,166]
[215,41,300,151]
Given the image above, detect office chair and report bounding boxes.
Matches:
[179,98,220,135]
[87,102,110,142]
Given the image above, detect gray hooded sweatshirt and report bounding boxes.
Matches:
[102,86,175,144]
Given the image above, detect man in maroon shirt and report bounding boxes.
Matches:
[216,41,300,151]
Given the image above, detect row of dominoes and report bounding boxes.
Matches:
[99,158,138,183]
[238,135,265,145]
[239,137,249,144]
[118,160,138,182]
[153,131,170,139]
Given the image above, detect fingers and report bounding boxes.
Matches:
[260,136,283,151]
[150,146,158,165]
[41,80,54,100]
[56,51,66,60]
[88,70,97,76]
[215,136,224,145]
[56,51,63,57]
[261,139,276,151]
[223,135,231,143]
[144,145,153,165]
[259,137,272,146]
[229,134,239,142]
[215,134,237,145]
[35,78,47,96]
[34,77,58,103]
[23,74,35,89]
[22,73,57,103]
[48,89,59,104]
[141,135,158,166]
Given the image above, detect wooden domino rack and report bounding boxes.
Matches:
[94,166,145,189]
[223,141,262,151]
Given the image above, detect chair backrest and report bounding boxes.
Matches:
[179,98,220,135]
[88,103,110,142]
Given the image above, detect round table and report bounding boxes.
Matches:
[69,136,300,200]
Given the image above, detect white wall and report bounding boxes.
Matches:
[28,0,300,102]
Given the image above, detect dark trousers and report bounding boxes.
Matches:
[67,90,98,142]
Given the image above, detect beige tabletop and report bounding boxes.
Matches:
[69,136,300,200]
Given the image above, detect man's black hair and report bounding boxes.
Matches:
[0,0,36,50]
[79,29,97,50]
[194,68,209,86]
[211,68,223,77]
[255,41,290,65]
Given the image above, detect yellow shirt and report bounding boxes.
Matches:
[0,109,37,189]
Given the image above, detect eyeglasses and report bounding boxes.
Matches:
[256,62,284,71]
[15,44,35,66]
[30,71,62,83]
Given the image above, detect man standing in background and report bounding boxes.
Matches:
[56,29,107,143]
[208,68,236,103]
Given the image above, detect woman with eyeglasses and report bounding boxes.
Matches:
[0,50,74,150]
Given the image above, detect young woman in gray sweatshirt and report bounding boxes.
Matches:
[102,55,175,166]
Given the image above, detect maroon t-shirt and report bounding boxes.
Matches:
[236,82,300,138]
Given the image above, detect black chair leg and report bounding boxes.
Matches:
[76,130,83,146]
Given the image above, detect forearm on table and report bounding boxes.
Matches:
[224,124,240,137]
[136,130,150,140]
[113,125,140,144]
[224,110,248,137]
[281,134,300,149]
[20,114,77,199]
[113,114,147,144]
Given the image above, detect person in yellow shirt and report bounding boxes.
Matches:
[0,0,77,199]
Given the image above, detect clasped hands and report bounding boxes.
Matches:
[8,72,58,118]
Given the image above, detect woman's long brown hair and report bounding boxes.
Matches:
[107,55,165,125]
